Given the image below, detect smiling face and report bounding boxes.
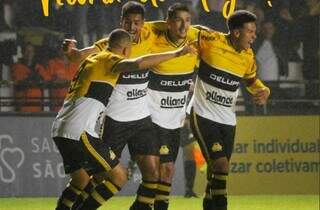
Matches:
[234,22,257,50]
[120,13,144,42]
[167,10,191,40]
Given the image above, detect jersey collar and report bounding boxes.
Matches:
[165,30,188,48]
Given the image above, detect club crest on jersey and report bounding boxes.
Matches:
[201,35,215,41]
[159,145,170,155]
[212,143,222,152]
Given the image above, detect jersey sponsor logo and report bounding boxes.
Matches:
[209,73,240,87]
[160,79,193,87]
[126,88,147,100]
[122,72,149,79]
[118,70,149,84]
[212,142,223,152]
[160,95,187,109]
[206,90,233,107]
[198,60,241,92]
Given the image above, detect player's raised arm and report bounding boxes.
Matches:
[62,39,101,62]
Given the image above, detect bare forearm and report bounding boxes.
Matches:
[137,51,179,69]
[66,46,98,62]
[114,51,179,73]
[113,44,195,73]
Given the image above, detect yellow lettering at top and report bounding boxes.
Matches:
[56,0,64,6]
[66,0,77,5]
[41,0,49,17]
[151,0,159,7]
[139,0,162,8]
[102,0,114,4]
[78,0,87,4]
[201,0,210,12]
[222,0,237,18]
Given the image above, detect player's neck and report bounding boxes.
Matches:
[227,34,241,52]
[167,30,185,46]
[132,34,140,43]
[107,47,122,56]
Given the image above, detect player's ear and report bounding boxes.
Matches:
[122,47,126,57]
[233,29,241,38]
[122,46,130,58]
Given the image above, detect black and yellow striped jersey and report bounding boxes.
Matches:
[52,50,123,140]
[66,50,123,105]
[94,21,167,122]
[192,30,257,125]
[150,26,200,75]
[148,26,200,129]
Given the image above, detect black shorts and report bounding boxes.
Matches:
[190,109,236,161]
[102,116,159,158]
[53,132,119,175]
[153,123,181,163]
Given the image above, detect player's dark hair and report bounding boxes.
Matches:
[108,29,131,49]
[227,10,257,31]
[167,3,190,19]
[121,1,145,19]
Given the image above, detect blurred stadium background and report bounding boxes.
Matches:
[0,0,319,210]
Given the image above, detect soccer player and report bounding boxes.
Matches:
[189,10,270,210]
[146,4,199,210]
[64,3,165,210]
[52,28,195,210]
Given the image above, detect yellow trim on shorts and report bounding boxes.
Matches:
[192,110,210,161]
[80,132,111,171]
[137,195,155,204]
[104,181,119,194]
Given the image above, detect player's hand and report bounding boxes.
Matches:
[62,39,77,56]
[253,88,270,105]
[175,42,198,57]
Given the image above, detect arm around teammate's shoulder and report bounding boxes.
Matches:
[112,44,197,73]
[62,39,99,62]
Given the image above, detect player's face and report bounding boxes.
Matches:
[167,10,191,40]
[120,14,144,42]
[236,22,257,50]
